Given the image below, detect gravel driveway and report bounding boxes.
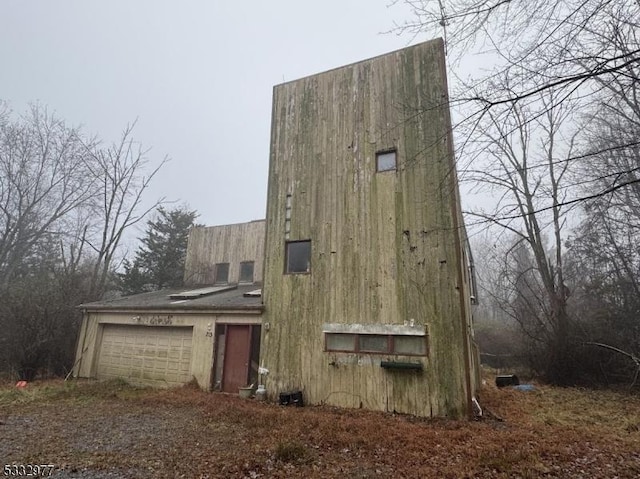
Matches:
[2,380,640,478]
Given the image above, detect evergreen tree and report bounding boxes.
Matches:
[119,207,199,295]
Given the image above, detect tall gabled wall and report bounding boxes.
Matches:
[183,220,265,286]
[261,39,476,418]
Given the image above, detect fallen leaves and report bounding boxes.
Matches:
[1,378,639,478]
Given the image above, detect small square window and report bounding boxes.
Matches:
[376,150,396,172]
[239,261,254,283]
[285,240,311,274]
[214,263,229,284]
[326,333,356,352]
[359,335,389,353]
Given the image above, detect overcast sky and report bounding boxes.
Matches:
[1,1,447,235]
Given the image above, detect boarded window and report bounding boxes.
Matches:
[376,150,397,172]
[239,261,254,283]
[285,240,311,273]
[214,263,229,284]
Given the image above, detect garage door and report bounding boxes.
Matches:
[97,325,193,387]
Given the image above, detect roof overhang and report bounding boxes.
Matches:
[80,305,264,314]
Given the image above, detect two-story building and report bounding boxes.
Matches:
[74,38,479,418]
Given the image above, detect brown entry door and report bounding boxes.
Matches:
[222,325,251,393]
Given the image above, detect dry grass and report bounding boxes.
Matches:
[1,376,639,478]
[0,378,148,406]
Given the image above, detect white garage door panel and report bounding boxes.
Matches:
[97,325,193,387]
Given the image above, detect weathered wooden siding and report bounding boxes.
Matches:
[261,39,475,418]
[183,220,265,286]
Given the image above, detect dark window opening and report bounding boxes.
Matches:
[285,240,311,274]
[214,263,229,284]
[376,149,397,172]
[239,261,255,283]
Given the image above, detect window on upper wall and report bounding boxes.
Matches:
[285,240,311,274]
[214,263,229,284]
[376,149,397,172]
[325,333,427,356]
[239,261,255,283]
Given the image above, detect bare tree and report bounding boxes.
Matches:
[82,123,166,299]
[395,0,639,199]
[470,234,531,370]
[565,75,640,385]
[0,105,95,287]
[0,104,166,379]
[396,0,639,111]
[393,0,640,384]
[466,84,578,383]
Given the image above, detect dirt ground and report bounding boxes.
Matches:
[1,378,640,478]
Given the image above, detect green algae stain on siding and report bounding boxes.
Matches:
[261,38,476,418]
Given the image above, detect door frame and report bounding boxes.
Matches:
[211,323,261,392]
